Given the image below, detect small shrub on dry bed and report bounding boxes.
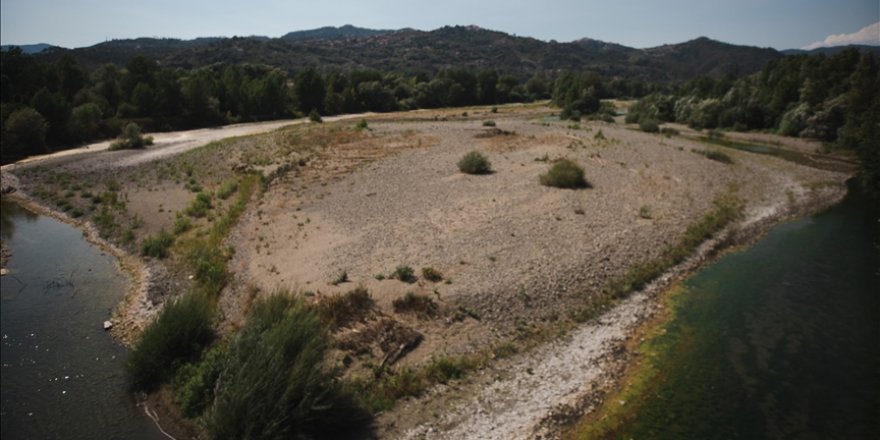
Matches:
[390,265,417,283]
[458,151,492,175]
[540,159,590,189]
[393,292,438,318]
[318,287,375,329]
[421,267,443,282]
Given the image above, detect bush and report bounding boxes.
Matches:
[392,292,438,318]
[457,151,492,174]
[355,119,368,130]
[707,129,725,139]
[482,120,496,127]
[390,265,417,283]
[331,270,348,285]
[539,159,590,189]
[206,293,371,439]
[109,122,153,150]
[660,127,680,137]
[173,216,192,235]
[187,242,227,294]
[694,149,734,164]
[216,179,238,200]
[141,229,174,258]
[639,118,660,133]
[173,343,229,418]
[318,287,374,328]
[421,267,443,282]
[309,109,323,123]
[126,293,214,391]
[185,191,212,218]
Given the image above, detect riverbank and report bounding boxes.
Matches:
[380,162,848,440]
[0,104,855,438]
[0,170,156,344]
[564,179,877,439]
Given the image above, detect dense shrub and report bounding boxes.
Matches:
[318,287,374,328]
[421,267,444,282]
[140,229,174,258]
[390,265,417,283]
[660,127,680,137]
[187,242,227,294]
[392,292,438,318]
[126,293,214,391]
[109,122,153,150]
[173,343,229,417]
[539,159,590,189]
[216,179,238,200]
[173,216,192,235]
[185,191,212,218]
[639,118,660,133]
[309,109,323,123]
[424,356,478,384]
[206,293,371,439]
[458,151,492,174]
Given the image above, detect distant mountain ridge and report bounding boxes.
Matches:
[782,44,880,56]
[281,24,396,40]
[23,25,804,81]
[0,43,55,54]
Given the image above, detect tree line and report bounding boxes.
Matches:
[1,48,663,162]
[624,49,879,193]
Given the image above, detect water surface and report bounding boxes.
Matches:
[1,200,157,439]
[606,184,880,438]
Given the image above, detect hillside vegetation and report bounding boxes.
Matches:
[624,49,880,194]
[33,26,779,81]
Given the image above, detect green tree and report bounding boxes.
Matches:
[295,67,325,114]
[29,87,70,144]
[3,107,48,159]
[183,70,222,126]
[67,102,103,142]
[131,82,156,117]
[476,70,499,104]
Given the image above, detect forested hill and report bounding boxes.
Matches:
[33,25,782,82]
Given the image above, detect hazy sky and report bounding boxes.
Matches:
[1,0,878,50]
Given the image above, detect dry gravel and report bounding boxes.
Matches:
[1,105,851,438]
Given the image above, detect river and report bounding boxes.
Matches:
[1,200,159,439]
[579,183,880,438]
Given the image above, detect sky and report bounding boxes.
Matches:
[1,0,878,50]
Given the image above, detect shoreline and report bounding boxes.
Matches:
[385,174,849,439]
[1,170,155,345]
[532,178,849,439]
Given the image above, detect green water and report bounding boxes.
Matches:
[1,200,159,439]
[616,184,880,439]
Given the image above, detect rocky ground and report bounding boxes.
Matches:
[0,103,854,439]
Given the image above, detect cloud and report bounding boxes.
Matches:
[803,21,880,50]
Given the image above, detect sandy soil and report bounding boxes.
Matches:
[0,104,853,439]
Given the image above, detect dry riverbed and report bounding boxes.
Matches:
[0,104,853,438]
